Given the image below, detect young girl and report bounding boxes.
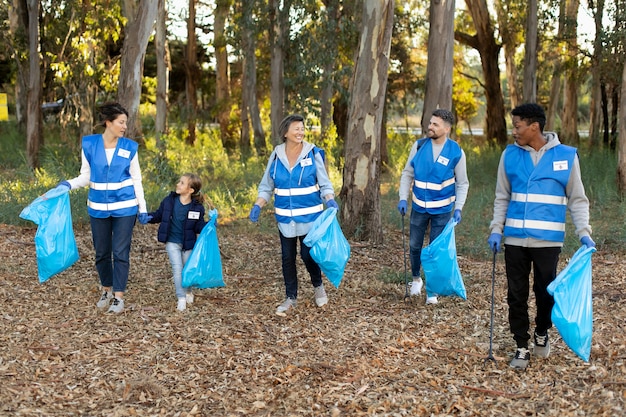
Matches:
[148,173,207,311]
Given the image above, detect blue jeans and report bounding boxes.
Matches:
[90,215,136,293]
[279,232,322,300]
[166,242,192,299]
[409,210,452,289]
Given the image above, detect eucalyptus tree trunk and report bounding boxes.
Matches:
[117,0,158,142]
[545,1,565,131]
[269,0,291,146]
[421,0,455,133]
[495,0,521,109]
[184,0,198,145]
[617,61,626,194]
[155,0,170,142]
[339,0,394,244]
[215,0,234,150]
[8,0,28,128]
[588,0,605,148]
[320,0,341,137]
[522,0,538,103]
[26,0,42,169]
[561,0,580,145]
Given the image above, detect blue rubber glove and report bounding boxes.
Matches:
[326,199,339,209]
[57,180,71,190]
[397,200,407,216]
[453,209,462,224]
[581,236,596,249]
[488,233,502,253]
[138,213,152,224]
[249,204,261,222]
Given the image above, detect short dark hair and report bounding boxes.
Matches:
[98,102,129,127]
[432,109,454,126]
[278,114,305,142]
[511,103,546,132]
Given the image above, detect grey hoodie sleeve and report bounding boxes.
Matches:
[566,155,592,239]
[399,141,419,200]
[489,150,510,235]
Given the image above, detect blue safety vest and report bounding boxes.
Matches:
[410,138,462,214]
[82,134,139,218]
[503,144,576,242]
[271,147,324,224]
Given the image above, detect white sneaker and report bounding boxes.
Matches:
[177,298,187,311]
[410,278,423,296]
[314,285,328,307]
[185,292,194,305]
[107,298,124,314]
[96,291,113,309]
[426,296,438,305]
[276,298,296,316]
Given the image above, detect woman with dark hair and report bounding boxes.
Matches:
[55,102,149,313]
[249,114,338,315]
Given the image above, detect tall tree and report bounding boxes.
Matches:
[561,0,580,144]
[495,0,523,109]
[618,59,626,193]
[269,0,291,146]
[117,0,158,141]
[215,0,234,150]
[588,0,605,147]
[546,0,566,131]
[8,0,28,128]
[457,0,508,146]
[155,0,170,141]
[522,0,538,102]
[340,0,394,243]
[184,0,198,145]
[26,0,41,169]
[421,0,455,132]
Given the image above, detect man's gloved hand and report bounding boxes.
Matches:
[453,209,462,224]
[397,200,407,216]
[581,236,596,249]
[57,180,71,190]
[249,204,261,222]
[326,199,339,209]
[488,233,502,253]
[138,213,152,224]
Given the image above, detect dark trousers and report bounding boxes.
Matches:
[504,245,561,348]
[279,232,322,300]
[90,215,136,293]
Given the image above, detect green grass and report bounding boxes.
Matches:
[1,120,624,260]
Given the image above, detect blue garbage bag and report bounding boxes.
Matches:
[19,187,79,283]
[302,207,350,288]
[547,245,596,362]
[182,209,225,289]
[421,219,466,299]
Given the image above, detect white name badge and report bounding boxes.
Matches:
[300,158,313,167]
[188,211,200,220]
[437,155,450,166]
[553,160,569,171]
[117,148,131,159]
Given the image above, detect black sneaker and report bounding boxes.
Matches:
[533,331,550,358]
[509,347,530,370]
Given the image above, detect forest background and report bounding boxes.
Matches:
[0,0,626,250]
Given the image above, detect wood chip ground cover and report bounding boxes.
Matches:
[0,222,624,416]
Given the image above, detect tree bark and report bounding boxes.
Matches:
[546,0,566,131]
[421,0,455,132]
[215,0,234,150]
[269,0,291,146]
[9,0,28,128]
[26,0,41,169]
[320,0,341,138]
[339,0,394,244]
[458,0,508,146]
[155,0,170,143]
[495,0,521,109]
[522,0,538,103]
[117,0,158,142]
[588,0,605,148]
[184,0,198,145]
[561,0,580,145]
[617,60,626,194]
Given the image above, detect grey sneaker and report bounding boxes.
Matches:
[96,291,113,309]
[107,297,125,314]
[533,331,550,358]
[314,285,328,307]
[276,298,296,316]
[510,347,530,370]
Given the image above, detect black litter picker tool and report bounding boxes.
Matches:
[484,250,498,366]
[401,213,410,302]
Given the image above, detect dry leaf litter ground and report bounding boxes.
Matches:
[0,220,624,416]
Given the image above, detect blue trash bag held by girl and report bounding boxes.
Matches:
[182,209,225,289]
[421,219,467,299]
[19,187,79,283]
[547,245,596,362]
[302,207,350,288]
